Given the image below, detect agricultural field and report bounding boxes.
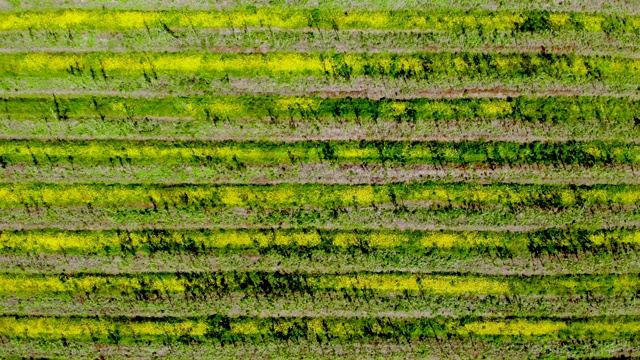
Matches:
[1,0,640,358]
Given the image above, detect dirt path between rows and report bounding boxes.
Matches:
[2,87,637,99]
[2,43,639,59]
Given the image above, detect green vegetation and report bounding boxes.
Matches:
[1,94,638,123]
[0,0,638,358]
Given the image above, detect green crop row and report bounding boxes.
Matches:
[0,9,638,33]
[1,315,639,343]
[1,228,638,256]
[1,51,638,82]
[2,140,640,167]
[1,272,638,296]
[1,182,640,209]
[2,94,638,124]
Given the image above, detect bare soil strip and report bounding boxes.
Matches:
[1,87,637,100]
[0,251,636,276]
[2,39,639,59]
[7,0,640,14]
[3,338,637,360]
[3,163,639,185]
[1,293,637,319]
[0,206,638,231]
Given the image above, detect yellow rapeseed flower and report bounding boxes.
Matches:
[462,319,567,336]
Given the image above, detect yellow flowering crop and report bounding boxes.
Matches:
[478,101,513,118]
[3,52,326,76]
[3,228,637,255]
[1,316,639,342]
[0,274,186,295]
[419,232,505,249]
[0,317,208,340]
[0,230,120,253]
[0,9,628,32]
[17,272,630,297]
[575,321,640,335]
[0,10,308,31]
[2,51,640,80]
[462,319,568,336]
[314,274,510,295]
[230,321,261,335]
[274,97,321,113]
[0,183,637,209]
[0,273,512,296]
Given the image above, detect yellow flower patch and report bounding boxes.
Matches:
[462,319,567,336]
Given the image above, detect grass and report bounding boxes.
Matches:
[1,337,638,359]
[2,204,640,231]
[4,0,640,13]
[3,249,639,276]
[3,163,640,186]
[0,1,638,358]
[3,30,640,58]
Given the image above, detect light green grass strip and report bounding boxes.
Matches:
[3,0,639,14]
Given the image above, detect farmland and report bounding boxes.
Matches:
[0,0,640,358]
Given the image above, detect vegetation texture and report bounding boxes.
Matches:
[0,0,639,359]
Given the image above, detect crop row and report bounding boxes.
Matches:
[1,182,640,209]
[0,9,637,33]
[1,315,639,342]
[1,272,638,296]
[2,94,638,124]
[3,1,637,357]
[2,140,640,166]
[1,228,639,255]
[2,52,638,81]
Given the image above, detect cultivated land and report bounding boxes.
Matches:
[0,1,640,358]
